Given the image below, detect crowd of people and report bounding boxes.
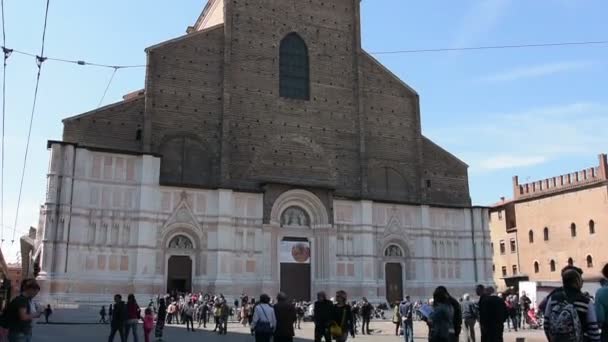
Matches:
[4,262,608,341]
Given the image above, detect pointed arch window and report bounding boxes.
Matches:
[529,230,534,243]
[279,33,310,100]
[589,220,595,234]
[544,227,549,241]
[534,261,540,273]
[550,259,556,272]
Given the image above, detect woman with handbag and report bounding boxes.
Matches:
[330,291,354,342]
[251,294,276,342]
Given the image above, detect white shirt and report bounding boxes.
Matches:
[252,304,276,331]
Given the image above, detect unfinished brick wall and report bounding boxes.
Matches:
[422,137,470,206]
[62,96,144,152]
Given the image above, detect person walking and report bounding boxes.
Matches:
[125,294,141,342]
[4,279,42,342]
[544,268,601,342]
[183,301,195,332]
[392,301,401,336]
[42,304,52,324]
[154,298,167,341]
[460,294,478,342]
[100,306,108,324]
[428,287,455,342]
[595,263,608,342]
[331,290,354,342]
[519,292,532,329]
[166,302,174,325]
[108,294,127,342]
[476,285,507,342]
[142,308,154,342]
[313,292,333,342]
[400,295,414,342]
[251,294,276,342]
[109,304,114,323]
[219,300,230,335]
[360,297,372,335]
[296,303,305,330]
[273,293,297,342]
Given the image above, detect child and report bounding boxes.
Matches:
[143,307,154,342]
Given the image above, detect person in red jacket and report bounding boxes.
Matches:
[125,294,141,342]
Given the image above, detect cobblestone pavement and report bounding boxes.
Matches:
[32,320,546,342]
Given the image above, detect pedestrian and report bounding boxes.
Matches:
[596,263,608,342]
[296,302,305,330]
[392,301,401,336]
[143,308,153,342]
[544,268,601,341]
[166,302,175,325]
[400,295,414,342]
[125,294,141,342]
[360,297,372,335]
[219,300,230,334]
[251,294,276,342]
[273,292,297,342]
[331,290,354,342]
[460,294,477,342]
[155,298,166,341]
[43,304,53,324]
[212,300,221,332]
[435,287,462,342]
[313,291,333,342]
[476,285,507,342]
[183,301,195,332]
[4,279,42,342]
[109,304,114,323]
[519,291,532,329]
[100,306,108,324]
[428,287,455,342]
[108,294,127,342]
[505,294,518,332]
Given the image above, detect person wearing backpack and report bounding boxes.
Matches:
[4,279,42,342]
[595,263,608,342]
[543,268,601,342]
[251,294,276,342]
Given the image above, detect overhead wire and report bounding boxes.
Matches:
[12,0,51,244]
[0,0,9,245]
[98,67,119,108]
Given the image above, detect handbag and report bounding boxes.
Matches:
[254,305,274,335]
[330,307,348,338]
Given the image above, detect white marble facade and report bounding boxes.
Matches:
[34,143,493,303]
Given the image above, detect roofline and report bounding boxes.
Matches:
[360,50,419,97]
[145,23,224,52]
[192,0,219,32]
[490,180,607,208]
[62,95,144,123]
[421,135,469,168]
[47,140,162,158]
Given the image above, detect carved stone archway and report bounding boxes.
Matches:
[270,189,329,228]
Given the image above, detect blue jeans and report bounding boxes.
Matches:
[124,320,139,342]
[8,333,32,342]
[403,319,414,342]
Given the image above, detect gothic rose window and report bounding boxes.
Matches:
[281,206,310,227]
[168,235,194,249]
[385,245,403,257]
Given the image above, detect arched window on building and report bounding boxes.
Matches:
[570,223,577,237]
[544,227,549,241]
[279,33,310,100]
[528,230,534,243]
[587,255,593,268]
[567,257,574,266]
[550,259,556,272]
[589,220,595,234]
[534,261,540,273]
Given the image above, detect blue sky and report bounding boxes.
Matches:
[0,0,606,261]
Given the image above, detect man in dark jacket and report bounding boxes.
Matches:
[108,294,127,342]
[313,291,333,342]
[274,292,297,342]
[360,297,373,335]
[476,285,508,342]
[435,286,462,342]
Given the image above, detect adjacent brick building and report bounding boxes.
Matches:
[34,0,492,302]
[490,154,608,290]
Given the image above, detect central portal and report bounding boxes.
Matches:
[167,255,192,293]
[280,237,311,301]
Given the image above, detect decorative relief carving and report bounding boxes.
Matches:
[384,245,403,257]
[168,235,194,249]
[281,206,310,227]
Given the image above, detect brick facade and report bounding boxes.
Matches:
[60,0,470,208]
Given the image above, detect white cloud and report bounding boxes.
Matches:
[479,155,548,170]
[479,61,594,82]
[426,102,608,173]
[451,0,511,48]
